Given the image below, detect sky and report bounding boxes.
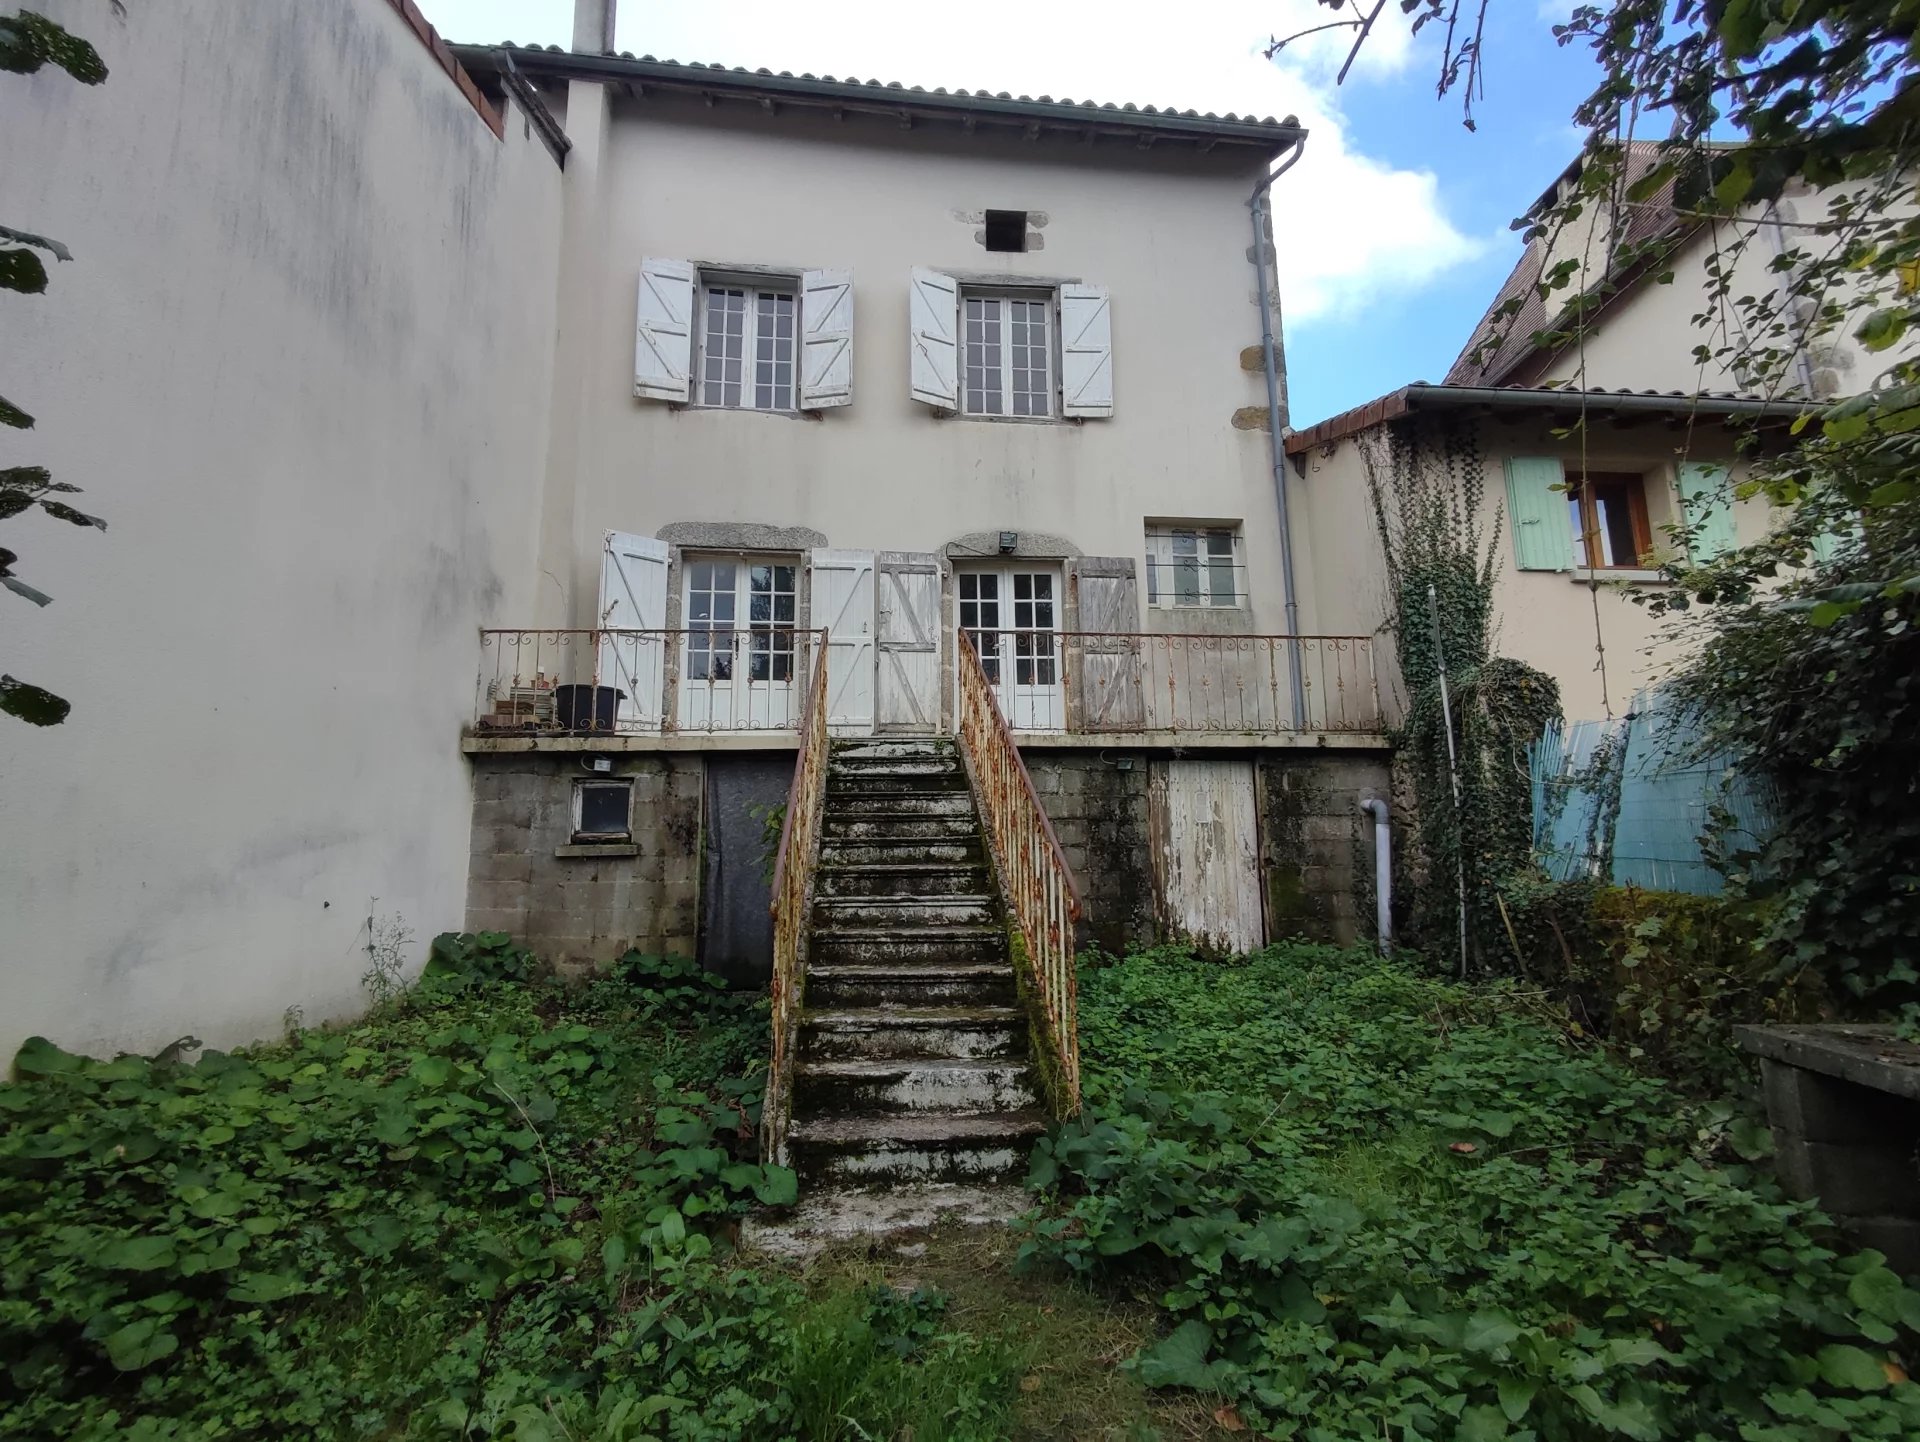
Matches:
[417,1,1602,426]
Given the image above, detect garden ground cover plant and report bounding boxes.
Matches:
[1024,943,1920,1440]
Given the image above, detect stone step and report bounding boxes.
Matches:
[795,1057,1040,1115]
[788,1110,1049,1187]
[807,961,1016,1009]
[802,1005,1027,1061]
[827,791,976,818]
[812,925,1006,967]
[818,839,984,868]
[829,754,962,777]
[813,896,997,929]
[822,814,980,842]
[832,739,955,762]
[817,864,990,899]
[828,771,970,797]
[740,1183,1030,1261]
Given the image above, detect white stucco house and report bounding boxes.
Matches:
[0,0,1395,1062]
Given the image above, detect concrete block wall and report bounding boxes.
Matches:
[1026,747,1393,954]
[1259,752,1392,945]
[466,754,705,970]
[1760,1058,1920,1275]
[1024,752,1155,954]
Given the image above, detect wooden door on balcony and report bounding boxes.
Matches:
[809,549,876,732]
[876,551,940,733]
[599,531,669,731]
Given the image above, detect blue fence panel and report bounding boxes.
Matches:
[1529,690,1774,895]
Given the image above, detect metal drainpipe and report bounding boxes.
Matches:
[1361,796,1392,954]
[1250,136,1309,725]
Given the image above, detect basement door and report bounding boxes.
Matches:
[955,564,1064,732]
[1149,758,1264,953]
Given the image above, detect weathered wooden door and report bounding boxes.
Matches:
[875,551,941,732]
[598,531,669,730]
[1149,759,1264,953]
[809,549,876,732]
[1067,557,1145,732]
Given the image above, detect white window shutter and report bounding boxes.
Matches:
[634,257,695,402]
[799,268,854,409]
[908,267,958,409]
[597,531,671,730]
[1060,283,1113,418]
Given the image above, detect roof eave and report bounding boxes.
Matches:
[453,45,1307,154]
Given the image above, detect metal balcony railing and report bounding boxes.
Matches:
[474,627,827,735]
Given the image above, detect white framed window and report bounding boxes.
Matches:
[573,779,632,841]
[683,555,800,683]
[961,291,1053,417]
[696,281,797,411]
[1145,525,1246,609]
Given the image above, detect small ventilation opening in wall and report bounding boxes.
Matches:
[984,210,1029,253]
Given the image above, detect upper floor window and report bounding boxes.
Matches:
[963,291,1052,417]
[1568,472,1653,570]
[1145,524,1246,608]
[910,268,1112,420]
[634,257,851,410]
[698,283,796,411]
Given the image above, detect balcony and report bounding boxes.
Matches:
[470,627,1382,741]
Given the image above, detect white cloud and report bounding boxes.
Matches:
[418,0,1486,324]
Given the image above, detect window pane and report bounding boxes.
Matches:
[1009,298,1050,416]
[1175,554,1201,604]
[964,296,1005,415]
[1569,496,1587,564]
[578,783,630,836]
[1598,482,1638,566]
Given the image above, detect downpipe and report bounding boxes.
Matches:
[1361,796,1391,954]
[1250,135,1309,725]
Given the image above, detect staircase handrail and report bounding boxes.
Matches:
[954,630,1083,1114]
[764,642,833,1163]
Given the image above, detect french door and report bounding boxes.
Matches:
[681,556,798,730]
[956,565,1063,732]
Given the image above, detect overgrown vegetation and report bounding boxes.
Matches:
[1026,944,1920,1440]
[0,935,1043,1440]
[1360,417,1562,971]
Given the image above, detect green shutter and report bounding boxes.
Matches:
[1678,462,1737,563]
[1504,457,1573,571]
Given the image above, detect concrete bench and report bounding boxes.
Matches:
[1735,1024,1920,1275]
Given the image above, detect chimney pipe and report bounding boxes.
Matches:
[572,0,616,54]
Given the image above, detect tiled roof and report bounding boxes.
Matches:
[453,44,1306,150]
[1446,142,1693,387]
[1284,382,1806,456]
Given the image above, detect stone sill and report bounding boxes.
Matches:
[1015,730,1392,751]
[466,732,800,754]
[554,842,640,859]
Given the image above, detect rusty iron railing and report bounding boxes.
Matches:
[954,630,1084,1114]
[473,628,826,736]
[762,644,833,1163]
[965,629,1381,734]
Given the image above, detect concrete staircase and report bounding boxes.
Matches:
[778,738,1046,1230]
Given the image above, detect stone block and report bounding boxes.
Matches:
[1772,1135,1920,1217]
[1028,766,1062,795]
[474,797,536,830]
[467,879,534,915]
[1762,1061,1920,1146]
[470,823,531,858]
[463,906,524,937]
[468,852,534,884]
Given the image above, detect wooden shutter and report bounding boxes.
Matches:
[799,268,853,410]
[634,257,695,402]
[1066,557,1145,732]
[1677,461,1737,563]
[908,268,958,409]
[1504,457,1573,571]
[808,549,876,731]
[875,552,941,732]
[1059,283,1114,418]
[597,531,670,729]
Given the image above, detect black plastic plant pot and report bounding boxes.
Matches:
[555,683,622,733]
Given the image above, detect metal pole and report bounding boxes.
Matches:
[1249,136,1309,726]
[1427,582,1469,977]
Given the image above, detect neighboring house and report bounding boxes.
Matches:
[1288,384,1801,720]
[0,0,1392,1062]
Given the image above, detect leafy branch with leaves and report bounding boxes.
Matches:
[1,5,120,727]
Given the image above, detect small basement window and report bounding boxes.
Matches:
[573,779,632,841]
[983,210,1029,253]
